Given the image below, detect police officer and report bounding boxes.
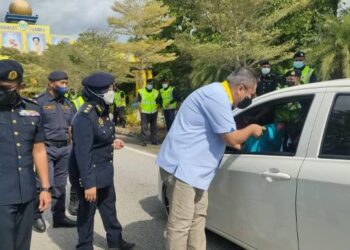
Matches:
[69,72,135,250]
[0,59,51,249]
[291,51,317,84]
[256,59,280,96]
[159,78,178,131]
[33,71,77,232]
[113,85,127,128]
[137,80,160,146]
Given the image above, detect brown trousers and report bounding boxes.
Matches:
[160,169,208,250]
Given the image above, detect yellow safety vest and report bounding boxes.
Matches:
[114,91,126,107]
[300,66,315,84]
[138,88,159,114]
[72,96,85,111]
[160,86,176,110]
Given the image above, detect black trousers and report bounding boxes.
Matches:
[0,199,35,250]
[163,109,176,131]
[35,145,70,220]
[114,106,126,127]
[141,112,157,144]
[76,185,123,250]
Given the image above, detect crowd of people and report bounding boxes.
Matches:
[0,50,317,250]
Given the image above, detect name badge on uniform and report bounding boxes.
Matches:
[19,110,40,117]
[98,117,104,127]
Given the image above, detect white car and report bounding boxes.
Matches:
[159,80,350,250]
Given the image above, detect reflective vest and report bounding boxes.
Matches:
[114,91,126,107]
[138,88,159,114]
[300,66,315,84]
[160,86,176,110]
[72,96,85,111]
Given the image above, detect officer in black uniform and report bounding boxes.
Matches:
[33,71,77,232]
[0,59,51,250]
[256,59,280,96]
[69,72,135,250]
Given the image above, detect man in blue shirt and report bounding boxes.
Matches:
[156,68,264,250]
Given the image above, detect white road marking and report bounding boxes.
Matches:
[124,146,157,158]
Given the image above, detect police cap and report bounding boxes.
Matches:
[285,70,301,78]
[293,51,305,58]
[0,59,23,83]
[259,59,270,66]
[82,72,114,89]
[48,71,68,81]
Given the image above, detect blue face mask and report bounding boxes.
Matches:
[293,61,304,69]
[55,86,68,96]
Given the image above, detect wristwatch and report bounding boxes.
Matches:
[40,187,52,193]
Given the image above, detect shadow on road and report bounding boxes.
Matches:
[122,196,167,250]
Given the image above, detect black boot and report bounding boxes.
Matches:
[108,238,135,250]
[53,216,77,228]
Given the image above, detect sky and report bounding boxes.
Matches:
[0,0,116,37]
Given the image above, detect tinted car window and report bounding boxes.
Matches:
[226,95,314,156]
[320,95,350,159]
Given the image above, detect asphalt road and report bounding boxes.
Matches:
[31,135,243,250]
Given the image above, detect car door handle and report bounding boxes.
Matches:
[260,169,291,182]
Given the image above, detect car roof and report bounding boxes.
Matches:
[255,79,350,101]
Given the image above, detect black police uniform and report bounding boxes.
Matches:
[69,73,133,250]
[256,73,279,96]
[0,60,45,250]
[35,81,74,223]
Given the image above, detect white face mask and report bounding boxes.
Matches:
[162,83,169,89]
[102,90,115,105]
[146,84,153,90]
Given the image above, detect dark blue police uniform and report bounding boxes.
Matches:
[69,73,134,250]
[0,60,45,250]
[35,88,74,222]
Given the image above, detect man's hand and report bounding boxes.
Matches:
[113,139,125,150]
[85,187,97,202]
[38,191,51,212]
[250,124,266,138]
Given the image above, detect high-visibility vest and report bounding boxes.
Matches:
[138,88,159,114]
[72,96,85,111]
[114,91,126,107]
[300,66,315,84]
[160,86,176,110]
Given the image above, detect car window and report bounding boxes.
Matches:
[226,95,314,156]
[320,94,350,160]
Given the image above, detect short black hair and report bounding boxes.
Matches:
[32,37,40,42]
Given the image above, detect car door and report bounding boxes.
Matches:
[297,89,350,250]
[207,90,325,250]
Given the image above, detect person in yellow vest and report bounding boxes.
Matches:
[113,85,127,128]
[159,78,178,131]
[71,94,85,113]
[291,51,317,84]
[138,80,160,146]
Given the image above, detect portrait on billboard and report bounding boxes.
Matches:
[51,35,70,45]
[27,33,45,55]
[2,32,22,51]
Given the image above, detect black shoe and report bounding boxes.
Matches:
[108,239,135,250]
[53,216,77,228]
[140,142,146,147]
[68,198,78,216]
[33,217,46,233]
[151,142,158,145]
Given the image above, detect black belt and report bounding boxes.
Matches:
[45,140,69,148]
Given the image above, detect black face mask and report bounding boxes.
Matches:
[237,96,252,109]
[0,89,20,107]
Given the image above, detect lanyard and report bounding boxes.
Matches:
[221,81,234,105]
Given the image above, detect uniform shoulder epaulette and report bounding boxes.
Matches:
[22,97,39,105]
[82,103,94,114]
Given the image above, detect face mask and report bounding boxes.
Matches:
[102,90,115,105]
[237,96,252,109]
[146,84,153,90]
[162,84,169,89]
[293,61,304,69]
[261,68,271,75]
[55,86,68,96]
[0,88,20,106]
